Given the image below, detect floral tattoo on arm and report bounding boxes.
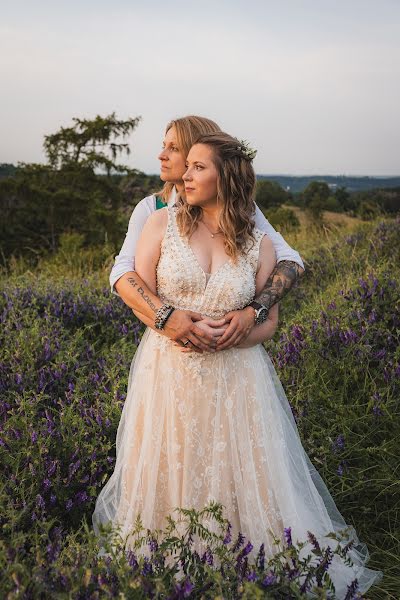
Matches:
[255,260,303,313]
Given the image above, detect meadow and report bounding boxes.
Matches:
[0,212,399,599]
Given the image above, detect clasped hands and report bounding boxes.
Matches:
[164,307,255,353]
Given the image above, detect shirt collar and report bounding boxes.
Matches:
[167,186,178,207]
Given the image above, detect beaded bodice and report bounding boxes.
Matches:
[156,206,264,319]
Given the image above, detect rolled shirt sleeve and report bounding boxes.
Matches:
[109,196,155,295]
[253,204,304,270]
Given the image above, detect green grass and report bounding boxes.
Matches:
[0,215,398,598]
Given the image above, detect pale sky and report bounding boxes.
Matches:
[1,0,399,175]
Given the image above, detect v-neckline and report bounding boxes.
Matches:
[184,238,230,282]
[169,205,231,288]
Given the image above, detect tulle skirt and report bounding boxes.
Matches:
[92,328,383,598]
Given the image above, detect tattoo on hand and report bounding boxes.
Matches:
[127,276,158,313]
[256,260,301,312]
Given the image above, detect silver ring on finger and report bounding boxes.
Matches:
[182,339,190,347]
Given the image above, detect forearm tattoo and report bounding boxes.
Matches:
[255,260,302,312]
[126,276,158,313]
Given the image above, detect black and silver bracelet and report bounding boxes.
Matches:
[155,304,175,330]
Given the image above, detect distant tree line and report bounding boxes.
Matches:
[1,113,399,265]
[255,178,400,228]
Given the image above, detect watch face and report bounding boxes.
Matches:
[256,308,268,324]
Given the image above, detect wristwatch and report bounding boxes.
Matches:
[249,301,269,325]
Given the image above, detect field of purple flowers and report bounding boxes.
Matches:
[0,218,399,598]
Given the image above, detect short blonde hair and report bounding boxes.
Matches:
[159,115,221,203]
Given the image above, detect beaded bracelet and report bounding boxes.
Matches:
[155,304,175,330]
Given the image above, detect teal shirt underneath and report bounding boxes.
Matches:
[155,196,167,210]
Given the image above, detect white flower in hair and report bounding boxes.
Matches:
[236,139,257,161]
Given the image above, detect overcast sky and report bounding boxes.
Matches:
[1,0,399,175]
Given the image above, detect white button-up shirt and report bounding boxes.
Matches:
[110,187,304,294]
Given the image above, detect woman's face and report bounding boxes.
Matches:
[158,126,187,184]
[182,144,218,208]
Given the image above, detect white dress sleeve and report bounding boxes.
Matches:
[253,203,305,270]
[109,195,156,295]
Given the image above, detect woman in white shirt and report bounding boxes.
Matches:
[111,115,304,351]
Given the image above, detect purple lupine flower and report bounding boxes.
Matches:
[246,569,257,581]
[256,543,265,570]
[74,491,88,504]
[43,478,52,491]
[65,499,73,511]
[47,460,57,476]
[232,531,245,551]
[175,577,195,597]
[332,434,345,453]
[342,539,355,556]
[148,537,158,553]
[242,541,253,556]
[344,578,359,600]
[223,521,232,544]
[126,550,138,570]
[31,431,38,443]
[320,546,333,572]
[36,494,45,510]
[289,567,300,581]
[374,349,386,360]
[284,527,292,547]
[205,548,214,566]
[262,572,277,586]
[141,557,153,576]
[307,531,321,553]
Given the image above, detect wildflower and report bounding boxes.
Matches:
[246,569,257,581]
[223,521,232,544]
[148,537,158,553]
[232,531,245,552]
[256,542,265,570]
[175,577,195,597]
[307,531,321,553]
[141,557,153,577]
[242,541,253,556]
[332,434,345,453]
[126,550,138,570]
[284,527,292,547]
[36,494,46,510]
[344,578,359,600]
[262,572,277,586]
[43,478,52,491]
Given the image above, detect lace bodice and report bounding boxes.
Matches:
[156,206,265,319]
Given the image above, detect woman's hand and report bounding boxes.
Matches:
[215,307,255,351]
[174,317,228,353]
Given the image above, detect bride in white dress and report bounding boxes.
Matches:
[92,132,382,597]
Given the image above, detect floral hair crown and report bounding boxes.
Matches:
[236,139,257,161]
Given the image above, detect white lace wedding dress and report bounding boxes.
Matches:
[92,205,382,597]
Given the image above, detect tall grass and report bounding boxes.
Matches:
[0,216,398,598]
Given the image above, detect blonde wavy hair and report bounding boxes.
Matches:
[176,132,257,260]
[159,115,221,203]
